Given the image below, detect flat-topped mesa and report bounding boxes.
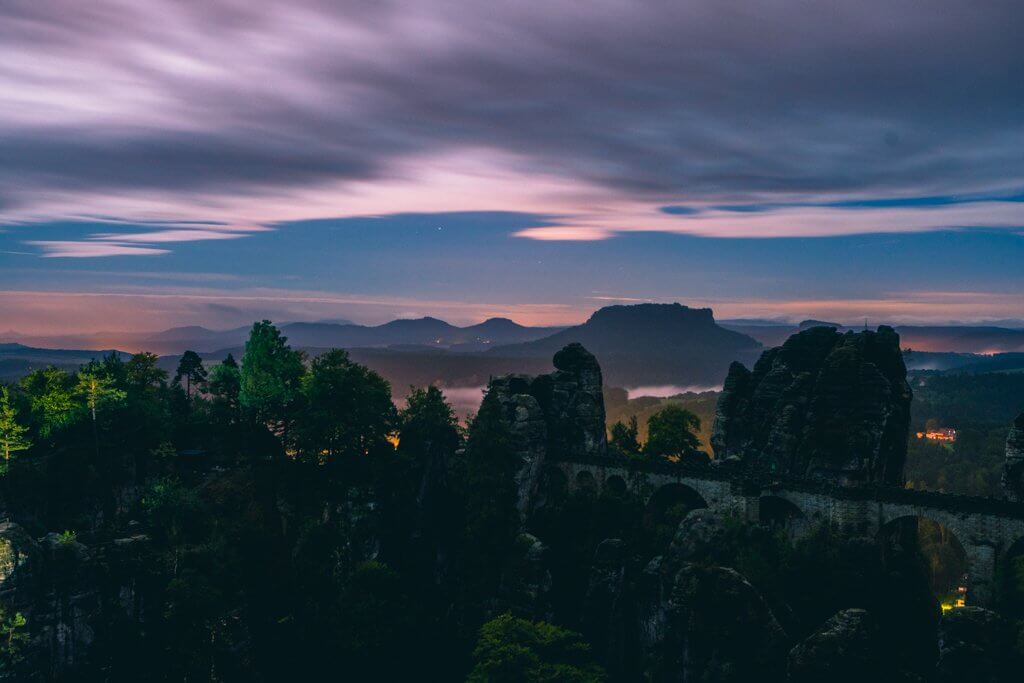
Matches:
[711,325,912,486]
[485,343,607,512]
[1003,413,1024,502]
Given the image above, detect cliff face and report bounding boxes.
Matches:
[486,343,607,512]
[711,326,912,485]
[1003,413,1024,501]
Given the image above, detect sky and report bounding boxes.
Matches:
[1,0,1023,333]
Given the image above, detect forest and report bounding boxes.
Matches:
[0,321,1022,681]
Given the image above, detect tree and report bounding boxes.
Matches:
[75,370,126,424]
[398,386,460,461]
[294,349,396,462]
[19,367,75,436]
[0,605,29,679]
[609,415,640,456]
[208,354,241,409]
[0,388,30,474]
[126,352,168,392]
[468,613,606,682]
[458,393,520,610]
[174,350,208,399]
[644,405,701,459]
[239,321,304,429]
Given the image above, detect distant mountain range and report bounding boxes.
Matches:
[1,317,565,355]
[0,343,127,380]
[5,306,1024,389]
[721,320,1024,354]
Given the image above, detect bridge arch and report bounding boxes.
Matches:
[604,474,627,496]
[575,470,597,494]
[644,482,709,549]
[759,495,809,537]
[877,514,969,608]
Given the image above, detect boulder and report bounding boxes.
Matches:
[935,606,1013,682]
[787,609,884,683]
[712,326,912,485]
[667,508,729,566]
[653,563,789,682]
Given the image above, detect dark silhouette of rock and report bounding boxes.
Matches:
[495,303,762,386]
[667,508,729,566]
[935,606,1013,682]
[712,325,912,485]
[581,539,634,677]
[787,609,884,683]
[1002,412,1024,501]
[499,532,553,620]
[655,563,789,682]
[487,343,607,512]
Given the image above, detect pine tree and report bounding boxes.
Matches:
[0,387,31,474]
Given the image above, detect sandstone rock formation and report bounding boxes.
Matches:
[787,609,884,683]
[658,563,789,682]
[712,325,912,485]
[935,606,1013,682]
[486,343,607,512]
[1002,412,1024,501]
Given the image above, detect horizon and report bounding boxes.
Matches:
[2,2,1024,333]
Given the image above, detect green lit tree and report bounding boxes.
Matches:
[0,388,30,474]
[294,349,396,462]
[0,605,29,679]
[644,404,702,460]
[75,369,126,424]
[18,367,75,436]
[468,613,606,682]
[239,321,305,431]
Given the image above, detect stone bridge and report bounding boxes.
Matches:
[552,455,1024,606]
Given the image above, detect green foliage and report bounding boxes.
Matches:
[125,352,168,392]
[74,369,126,422]
[608,416,640,457]
[603,387,719,452]
[0,605,29,679]
[295,349,397,462]
[0,387,30,473]
[173,350,208,398]
[644,404,702,459]
[468,613,606,682]
[18,366,75,436]
[208,353,241,408]
[239,321,305,427]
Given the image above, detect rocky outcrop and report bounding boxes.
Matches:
[487,343,607,512]
[657,563,789,682]
[1002,413,1024,501]
[787,609,884,683]
[935,606,1013,682]
[712,325,912,485]
[499,533,553,620]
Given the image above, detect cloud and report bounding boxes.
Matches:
[27,241,170,258]
[1,0,1023,244]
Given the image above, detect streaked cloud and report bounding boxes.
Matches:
[1,0,1023,249]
